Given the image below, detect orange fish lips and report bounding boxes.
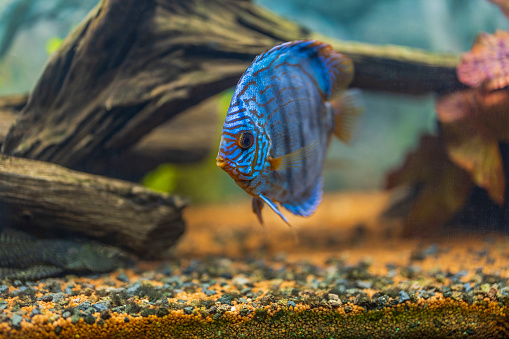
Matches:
[216,156,237,177]
[216,156,252,184]
[216,156,228,169]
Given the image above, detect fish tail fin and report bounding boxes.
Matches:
[330,89,363,143]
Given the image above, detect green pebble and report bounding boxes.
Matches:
[84,315,96,324]
[141,309,157,317]
[156,307,170,317]
[71,314,80,324]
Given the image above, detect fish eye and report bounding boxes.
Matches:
[237,131,254,149]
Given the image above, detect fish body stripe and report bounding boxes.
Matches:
[218,39,353,216]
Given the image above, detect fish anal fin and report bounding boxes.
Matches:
[330,89,363,143]
[271,139,319,171]
[282,179,323,217]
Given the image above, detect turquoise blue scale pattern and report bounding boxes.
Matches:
[217,40,352,219]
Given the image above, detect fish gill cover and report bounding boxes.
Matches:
[387,0,509,236]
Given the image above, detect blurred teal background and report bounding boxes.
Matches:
[1,0,508,203]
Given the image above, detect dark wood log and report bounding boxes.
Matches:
[0,93,27,110]
[0,112,16,149]
[0,93,216,180]
[0,94,27,149]
[82,96,218,181]
[1,0,464,172]
[0,156,186,259]
[319,35,465,95]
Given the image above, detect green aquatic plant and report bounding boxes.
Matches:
[45,37,64,55]
[142,163,178,193]
[388,0,509,234]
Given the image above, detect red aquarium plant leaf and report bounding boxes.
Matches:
[386,135,474,236]
[436,88,509,139]
[443,124,504,205]
[436,90,508,205]
[479,88,509,140]
[489,0,509,18]
[457,30,509,91]
[386,1,509,235]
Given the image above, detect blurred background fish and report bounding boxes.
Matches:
[216,40,362,225]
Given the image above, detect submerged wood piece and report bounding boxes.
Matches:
[316,34,465,95]
[0,156,186,259]
[82,95,219,181]
[0,93,216,180]
[2,0,464,171]
[0,94,27,148]
[0,93,27,110]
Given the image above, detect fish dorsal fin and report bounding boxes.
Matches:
[329,89,364,143]
[268,139,320,171]
[282,178,323,217]
[310,41,354,99]
[250,40,354,100]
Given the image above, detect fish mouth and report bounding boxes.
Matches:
[216,156,233,171]
[216,156,236,175]
[216,156,227,169]
[216,157,252,183]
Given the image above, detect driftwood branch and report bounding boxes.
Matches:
[1,0,463,173]
[318,34,464,95]
[0,93,215,180]
[83,96,218,181]
[0,156,186,259]
[0,94,26,149]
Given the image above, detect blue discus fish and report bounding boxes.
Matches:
[216,40,360,225]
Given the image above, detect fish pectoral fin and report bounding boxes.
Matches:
[258,194,290,225]
[259,194,300,244]
[252,198,264,226]
[268,139,320,171]
[330,89,363,144]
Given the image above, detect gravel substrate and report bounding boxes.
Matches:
[1,237,509,338]
[2,193,509,338]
